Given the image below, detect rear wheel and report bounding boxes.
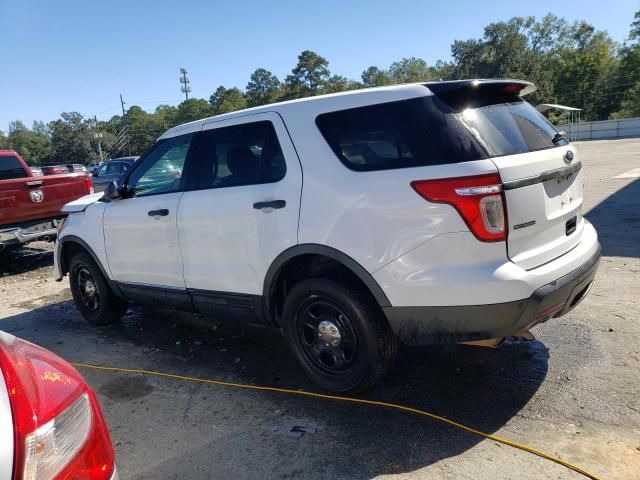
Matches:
[69,251,127,325]
[282,278,397,393]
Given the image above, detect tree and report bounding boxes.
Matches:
[0,131,8,149]
[209,86,247,115]
[47,112,96,165]
[175,98,213,124]
[389,57,432,83]
[284,50,330,98]
[322,75,359,94]
[246,68,281,107]
[612,10,640,119]
[5,120,52,165]
[361,66,393,87]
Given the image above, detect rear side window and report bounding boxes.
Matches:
[316,97,487,172]
[0,155,28,180]
[196,121,286,189]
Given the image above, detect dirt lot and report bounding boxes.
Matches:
[1,139,639,479]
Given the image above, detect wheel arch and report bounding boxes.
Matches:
[59,235,123,297]
[262,244,391,325]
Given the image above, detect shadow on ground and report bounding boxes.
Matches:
[0,243,54,275]
[585,178,640,258]
[1,301,549,479]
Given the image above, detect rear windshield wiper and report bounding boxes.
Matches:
[552,131,567,144]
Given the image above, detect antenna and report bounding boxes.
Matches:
[179,67,191,100]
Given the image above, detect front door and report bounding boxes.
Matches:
[178,113,302,317]
[103,133,195,288]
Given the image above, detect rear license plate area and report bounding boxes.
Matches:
[23,221,55,234]
[565,216,577,236]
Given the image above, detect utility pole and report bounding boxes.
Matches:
[120,94,131,155]
[93,116,104,163]
[180,67,191,100]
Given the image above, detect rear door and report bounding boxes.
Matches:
[433,83,583,270]
[178,113,302,313]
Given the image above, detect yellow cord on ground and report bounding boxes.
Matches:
[71,362,602,480]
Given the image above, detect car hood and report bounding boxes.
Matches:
[61,192,104,213]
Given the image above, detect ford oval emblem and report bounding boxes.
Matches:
[564,150,574,164]
[30,190,44,203]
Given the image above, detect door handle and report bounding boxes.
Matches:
[148,209,169,217]
[253,200,286,210]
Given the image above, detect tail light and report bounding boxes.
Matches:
[411,173,506,242]
[0,332,115,480]
[84,174,94,195]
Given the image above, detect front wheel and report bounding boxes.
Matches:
[281,278,397,393]
[69,251,127,325]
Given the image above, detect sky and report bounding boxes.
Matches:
[0,0,637,130]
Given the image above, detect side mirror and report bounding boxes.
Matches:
[92,171,99,177]
[100,181,123,202]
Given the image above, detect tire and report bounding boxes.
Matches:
[281,278,397,393]
[69,251,127,325]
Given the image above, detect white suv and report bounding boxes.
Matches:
[54,80,600,392]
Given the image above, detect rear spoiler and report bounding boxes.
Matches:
[424,79,536,97]
[423,79,536,111]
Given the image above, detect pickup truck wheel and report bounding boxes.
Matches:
[69,252,127,325]
[282,278,397,393]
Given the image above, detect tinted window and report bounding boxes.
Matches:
[0,155,28,180]
[455,101,567,156]
[106,162,122,175]
[316,98,487,171]
[196,121,286,189]
[127,134,193,197]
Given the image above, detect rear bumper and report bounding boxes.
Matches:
[383,244,601,345]
[0,218,61,248]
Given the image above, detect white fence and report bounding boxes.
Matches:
[563,117,640,141]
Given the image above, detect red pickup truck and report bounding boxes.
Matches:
[0,150,94,251]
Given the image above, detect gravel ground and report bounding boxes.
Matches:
[0,139,639,479]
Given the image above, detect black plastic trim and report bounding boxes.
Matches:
[263,244,391,324]
[116,282,195,311]
[502,162,582,190]
[189,288,265,324]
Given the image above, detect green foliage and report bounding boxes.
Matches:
[209,87,246,115]
[284,50,330,98]
[361,66,394,87]
[7,11,639,164]
[246,69,281,107]
[389,57,432,83]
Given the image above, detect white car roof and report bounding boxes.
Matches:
[157,83,432,140]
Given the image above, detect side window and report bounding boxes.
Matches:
[315,98,487,171]
[126,134,193,197]
[197,121,286,189]
[106,162,121,175]
[96,163,108,176]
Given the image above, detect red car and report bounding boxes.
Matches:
[0,330,118,479]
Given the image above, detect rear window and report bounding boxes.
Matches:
[316,97,487,172]
[0,155,28,180]
[316,85,567,172]
[455,100,567,156]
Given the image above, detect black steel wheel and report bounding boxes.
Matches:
[69,251,127,325]
[282,278,397,393]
